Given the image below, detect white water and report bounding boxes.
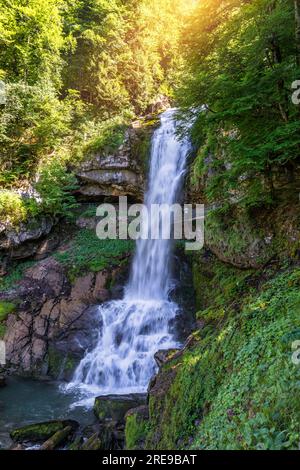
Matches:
[68,109,190,398]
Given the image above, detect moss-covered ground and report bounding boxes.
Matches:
[126,256,300,450]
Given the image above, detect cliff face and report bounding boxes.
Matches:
[0,115,157,268]
[75,124,155,202]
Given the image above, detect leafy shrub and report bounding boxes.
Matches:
[35,158,78,219]
[0,190,27,226]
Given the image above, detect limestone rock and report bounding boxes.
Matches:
[0,217,54,260]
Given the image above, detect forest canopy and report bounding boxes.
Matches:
[0,0,300,221]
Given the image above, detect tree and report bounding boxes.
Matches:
[179,0,300,207]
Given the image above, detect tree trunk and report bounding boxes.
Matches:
[40,426,72,451]
[295,0,300,66]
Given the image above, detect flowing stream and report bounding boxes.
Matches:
[68,108,190,397]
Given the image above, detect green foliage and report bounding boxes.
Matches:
[0,260,35,292]
[0,0,190,227]
[0,190,27,225]
[0,0,64,85]
[35,158,79,219]
[142,265,300,450]
[180,0,300,208]
[0,301,16,321]
[83,119,127,157]
[0,82,86,184]
[54,229,134,280]
[125,413,148,451]
[63,0,189,114]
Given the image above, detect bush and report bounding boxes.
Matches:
[35,158,78,219]
[0,190,27,226]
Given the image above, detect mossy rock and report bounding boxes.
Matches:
[94,394,146,424]
[10,420,79,443]
[0,301,16,321]
[125,405,149,450]
[47,347,77,380]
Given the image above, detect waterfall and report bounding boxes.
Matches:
[69,109,190,396]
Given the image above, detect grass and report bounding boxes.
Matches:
[0,301,17,339]
[0,260,35,292]
[54,229,134,281]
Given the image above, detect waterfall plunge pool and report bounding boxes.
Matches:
[0,376,94,449]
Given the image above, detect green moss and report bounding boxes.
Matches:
[54,229,134,281]
[94,394,145,423]
[47,348,76,379]
[0,301,16,321]
[125,413,148,450]
[0,260,35,292]
[144,266,300,450]
[131,118,159,173]
[191,251,253,312]
[11,421,68,442]
[0,324,7,339]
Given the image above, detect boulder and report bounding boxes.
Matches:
[10,420,79,443]
[94,394,146,424]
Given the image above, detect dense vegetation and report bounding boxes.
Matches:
[179,0,300,208]
[128,258,300,450]
[0,0,190,223]
[1,0,299,221]
[1,0,300,452]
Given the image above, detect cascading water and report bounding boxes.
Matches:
[68,109,190,396]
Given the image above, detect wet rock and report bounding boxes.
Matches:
[0,375,6,387]
[80,421,125,450]
[81,432,103,451]
[94,394,146,424]
[154,349,180,368]
[11,444,24,451]
[10,420,79,443]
